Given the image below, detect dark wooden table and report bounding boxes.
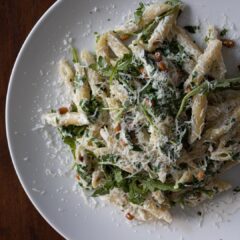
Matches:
[0,1,63,239]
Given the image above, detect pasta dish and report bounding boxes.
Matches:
[43,0,240,222]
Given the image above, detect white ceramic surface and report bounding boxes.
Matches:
[6,0,240,239]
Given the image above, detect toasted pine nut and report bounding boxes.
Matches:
[58,107,68,115]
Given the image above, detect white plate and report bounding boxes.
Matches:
[6,0,240,239]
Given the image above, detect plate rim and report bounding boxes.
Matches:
[5,0,67,239]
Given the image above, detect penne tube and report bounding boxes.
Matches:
[189,94,208,144]
[59,59,75,87]
[115,3,172,35]
[184,39,222,90]
[107,32,130,58]
[81,50,107,98]
[174,26,202,73]
[146,13,177,52]
[96,33,111,60]
[42,112,89,127]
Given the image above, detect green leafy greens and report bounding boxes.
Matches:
[59,125,87,156]
[93,155,180,204]
[134,2,145,24]
[90,54,142,85]
[177,77,240,118]
[80,96,103,123]
[72,47,79,63]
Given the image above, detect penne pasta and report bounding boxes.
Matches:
[43,112,89,127]
[59,59,75,87]
[115,3,172,35]
[107,32,130,58]
[189,94,208,144]
[146,13,177,52]
[174,26,202,73]
[184,39,223,89]
[43,1,240,223]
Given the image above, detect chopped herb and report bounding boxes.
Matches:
[184,25,200,34]
[220,28,228,37]
[69,102,78,112]
[134,2,145,24]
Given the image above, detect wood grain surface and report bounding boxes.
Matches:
[0,1,63,239]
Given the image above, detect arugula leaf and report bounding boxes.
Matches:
[92,180,114,196]
[58,125,87,157]
[128,179,149,204]
[80,97,103,123]
[77,163,95,189]
[99,154,120,165]
[111,53,142,84]
[134,2,145,24]
[177,76,240,118]
[143,178,178,192]
[72,47,79,63]
[60,125,87,138]
[69,102,78,112]
[90,56,114,78]
[93,160,181,204]
[63,136,76,156]
[91,54,142,86]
